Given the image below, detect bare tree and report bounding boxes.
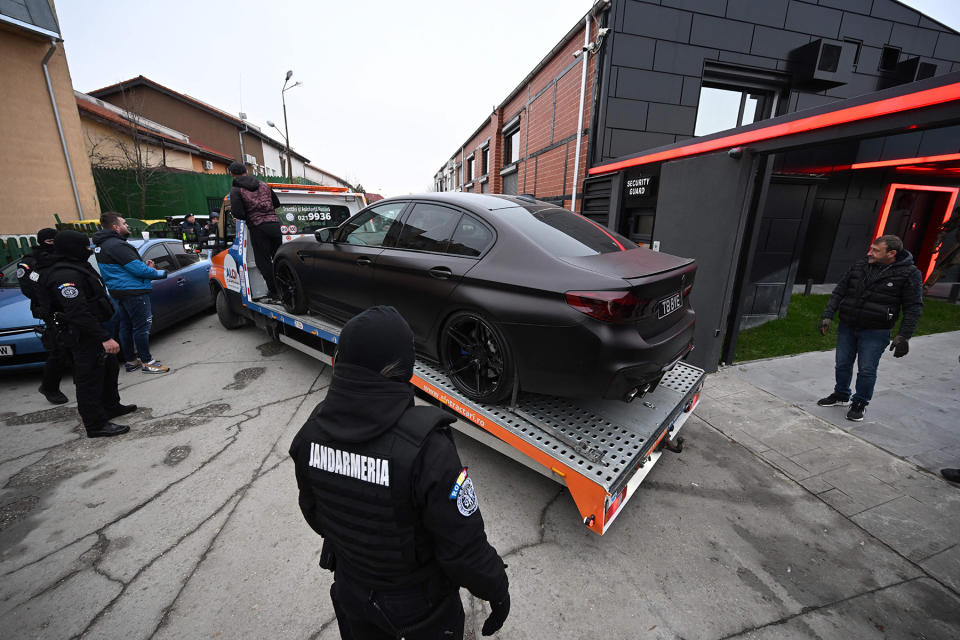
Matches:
[84,87,168,218]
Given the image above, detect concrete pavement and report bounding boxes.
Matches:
[1,313,958,639]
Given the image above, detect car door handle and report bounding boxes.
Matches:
[176,277,186,286]
[428,267,452,280]
[356,257,372,266]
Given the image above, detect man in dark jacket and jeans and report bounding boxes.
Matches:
[228,161,282,303]
[93,213,170,374]
[289,306,510,639]
[818,235,923,421]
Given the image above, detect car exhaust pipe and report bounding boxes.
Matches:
[623,382,653,403]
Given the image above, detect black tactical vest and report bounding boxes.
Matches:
[40,261,115,324]
[298,405,454,590]
[838,258,918,330]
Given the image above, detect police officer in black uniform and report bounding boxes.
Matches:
[42,230,136,438]
[18,228,69,404]
[290,306,510,639]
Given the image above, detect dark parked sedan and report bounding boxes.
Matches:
[273,193,696,404]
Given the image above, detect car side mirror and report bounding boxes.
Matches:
[315,227,336,243]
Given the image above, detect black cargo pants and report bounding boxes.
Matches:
[331,574,464,640]
[68,336,120,430]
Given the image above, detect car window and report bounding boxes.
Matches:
[447,214,494,257]
[141,243,178,272]
[0,260,21,288]
[395,203,461,253]
[165,241,201,269]
[340,202,405,247]
[507,207,637,256]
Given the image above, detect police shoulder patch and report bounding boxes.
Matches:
[16,267,25,279]
[457,477,478,516]
[59,283,79,299]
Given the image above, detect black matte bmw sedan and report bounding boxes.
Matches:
[273,193,696,404]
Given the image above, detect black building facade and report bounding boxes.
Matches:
[577,0,960,370]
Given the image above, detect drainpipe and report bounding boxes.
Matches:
[570,16,590,213]
[42,40,84,219]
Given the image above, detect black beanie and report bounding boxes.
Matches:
[228,161,246,175]
[54,230,92,261]
[336,306,415,380]
[37,228,57,244]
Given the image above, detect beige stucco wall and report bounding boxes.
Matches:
[0,24,99,233]
[81,118,195,172]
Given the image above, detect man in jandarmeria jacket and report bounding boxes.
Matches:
[41,230,136,438]
[289,306,510,639]
[92,212,170,374]
[18,227,70,404]
[817,234,923,422]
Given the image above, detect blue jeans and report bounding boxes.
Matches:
[115,295,153,363]
[834,323,890,404]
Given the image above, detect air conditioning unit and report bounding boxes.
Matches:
[789,39,855,89]
[243,153,258,165]
[202,160,214,170]
[881,57,938,88]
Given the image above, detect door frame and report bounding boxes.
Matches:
[873,183,959,282]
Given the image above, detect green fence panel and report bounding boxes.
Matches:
[92,167,324,222]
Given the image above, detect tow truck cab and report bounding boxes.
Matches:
[206,183,367,328]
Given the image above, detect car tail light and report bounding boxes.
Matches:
[565,290,646,322]
[682,284,693,297]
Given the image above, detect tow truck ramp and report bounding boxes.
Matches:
[251,299,705,535]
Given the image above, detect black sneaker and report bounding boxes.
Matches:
[38,386,69,405]
[817,392,849,407]
[86,422,130,438]
[846,400,867,422]
[106,404,138,419]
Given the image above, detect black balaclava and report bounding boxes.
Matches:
[54,230,92,262]
[314,306,416,443]
[37,228,57,244]
[336,306,415,381]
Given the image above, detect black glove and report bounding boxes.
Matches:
[818,317,832,336]
[481,591,510,636]
[889,335,909,358]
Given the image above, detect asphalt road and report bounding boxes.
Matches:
[1,311,958,639]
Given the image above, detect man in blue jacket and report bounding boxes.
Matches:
[93,213,170,374]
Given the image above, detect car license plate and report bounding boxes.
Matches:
[0,344,14,357]
[658,292,682,319]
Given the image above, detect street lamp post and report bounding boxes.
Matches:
[281,70,302,180]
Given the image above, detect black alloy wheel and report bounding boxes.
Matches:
[274,261,307,314]
[439,311,516,404]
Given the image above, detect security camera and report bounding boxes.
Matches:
[728,146,744,159]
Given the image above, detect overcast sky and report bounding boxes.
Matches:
[57,0,960,196]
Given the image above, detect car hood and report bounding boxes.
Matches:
[559,247,694,281]
[0,288,41,329]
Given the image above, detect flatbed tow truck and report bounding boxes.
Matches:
[202,185,705,535]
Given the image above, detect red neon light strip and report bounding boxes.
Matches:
[578,213,626,250]
[872,183,959,282]
[589,82,960,175]
[851,152,960,170]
